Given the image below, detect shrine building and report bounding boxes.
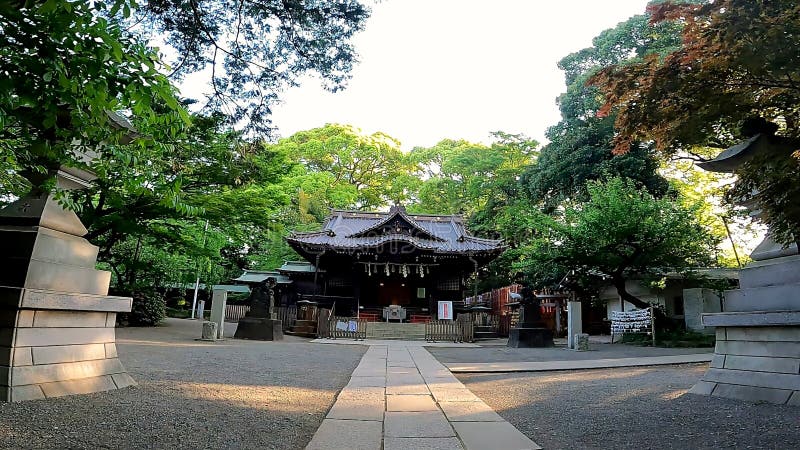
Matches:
[284,205,505,319]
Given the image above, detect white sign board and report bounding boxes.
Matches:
[438,301,454,320]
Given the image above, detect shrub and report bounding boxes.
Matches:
[127,289,166,326]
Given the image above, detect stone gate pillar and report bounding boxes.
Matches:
[0,166,134,402]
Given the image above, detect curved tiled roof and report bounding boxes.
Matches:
[287,206,504,254]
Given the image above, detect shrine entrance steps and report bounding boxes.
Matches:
[366,322,426,340]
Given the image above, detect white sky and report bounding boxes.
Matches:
[263,0,652,149]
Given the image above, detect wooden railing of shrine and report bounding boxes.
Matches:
[323,316,368,340]
[225,304,249,322]
[225,305,298,332]
[425,319,473,343]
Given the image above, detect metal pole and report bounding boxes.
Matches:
[190,220,209,319]
[721,215,742,268]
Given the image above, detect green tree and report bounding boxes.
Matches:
[591,0,800,244]
[409,132,538,218]
[521,9,687,208]
[270,124,413,211]
[523,178,716,308]
[133,0,370,133]
[1,0,188,187]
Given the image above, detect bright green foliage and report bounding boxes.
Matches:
[521,10,686,207]
[409,132,538,218]
[592,1,800,244]
[269,124,414,211]
[0,0,188,184]
[518,178,716,307]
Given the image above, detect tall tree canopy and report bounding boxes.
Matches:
[591,0,800,244]
[1,0,369,187]
[134,0,369,133]
[521,10,685,208]
[517,178,716,308]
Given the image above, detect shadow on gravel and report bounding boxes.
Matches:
[0,319,367,449]
[459,364,800,450]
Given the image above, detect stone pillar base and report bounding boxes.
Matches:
[689,255,800,405]
[1,180,134,402]
[234,317,283,341]
[507,327,554,348]
[688,313,800,405]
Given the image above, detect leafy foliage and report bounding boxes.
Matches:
[518,178,716,307]
[0,0,188,181]
[591,0,800,244]
[521,9,685,207]
[134,0,370,133]
[124,288,167,326]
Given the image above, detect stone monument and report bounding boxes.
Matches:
[507,287,554,348]
[234,277,283,341]
[688,124,800,405]
[0,165,134,402]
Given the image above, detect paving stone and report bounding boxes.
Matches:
[306,419,382,450]
[387,367,419,375]
[387,373,425,386]
[426,378,463,391]
[327,396,385,420]
[439,400,504,422]
[338,386,386,399]
[430,387,481,402]
[388,360,418,368]
[386,383,430,395]
[384,437,464,450]
[386,394,439,412]
[384,411,455,438]
[352,366,386,377]
[347,376,386,387]
[452,421,541,450]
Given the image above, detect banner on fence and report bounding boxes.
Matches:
[438,301,453,320]
[610,307,655,344]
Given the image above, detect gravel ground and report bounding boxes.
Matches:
[0,318,365,449]
[457,364,800,449]
[428,343,712,364]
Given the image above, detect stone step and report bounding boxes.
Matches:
[739,255,800,289]
[724,282,800,312]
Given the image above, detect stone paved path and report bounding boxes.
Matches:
[306,344,541,450]
[446,353,713,373]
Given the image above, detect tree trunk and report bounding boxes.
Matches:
[611,275,649,310]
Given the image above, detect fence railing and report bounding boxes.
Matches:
[275,306,297,331]
[425,319,473,342]
[226,305,297,332]
[225,304,250,322]
[324,316,367,340]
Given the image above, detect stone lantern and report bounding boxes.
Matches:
[1,149,134,401]
[689,124,800,404]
